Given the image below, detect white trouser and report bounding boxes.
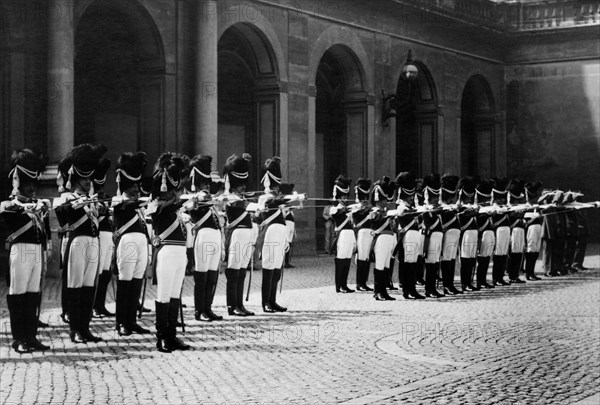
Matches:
[155,245,187,303]
[98,231,114,272]
[9,243,42,294]
[478,230,496,257]
[527,224,542,253]
[511,227,525,254]
[227,228,253,270]
[494,226,511,256]
[461,229,479,259]
[336,229,356,259]
[419,232,426,256]
[425,231,443,264]
[117,232,148,281]
[194,228,222,272]
[285,220,295,244]
[67,236,99,288]
[441,229,461,261]
[356,229,374,261]
[374,234,397,269]
[262,223,287,269]
[403,230,422,263]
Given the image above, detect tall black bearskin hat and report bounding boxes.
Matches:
[262,156,282,192]
[458,176,476,204]
[395,171,416,190]
[371,176,395,205]
[422,173,441,191]
[9,148,48,196]
[491,177,510,204]
[189,155,213,192]
[140,176,153,197]
[355,178,372,202]
[92,158,111,194]
[223,153,251,193]
[279,183,295,195]
[116,152,147,196]
[332,174,352,199]
[507,178,525,197]
[152,152,187,195]
[475,178,494,204]
[57,144,107,192]
[440,174,459,204]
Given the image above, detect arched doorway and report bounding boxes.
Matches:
[218,23,280,188]
[461,75,496,177]
[75,0,165,193]
[314,44,368,250]
[395,61,438,176]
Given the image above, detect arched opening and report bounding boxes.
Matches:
[315,44,368,250]
[461,74,496,177]
[395,61,438,176]
[75,0,165,193]
[218,23,280,188]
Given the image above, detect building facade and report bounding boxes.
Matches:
[1,0,599,259]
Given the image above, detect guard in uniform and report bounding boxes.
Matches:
[506,179,527,284]
[222,154,255,316]
[457,176,479,292]
[572,192,590,271]
[395,172,425,299]
[330,175,355,293]
[112,152,151,336]
[523,181,544,280]
[491,178,511,286]
[439,175,462,295]
[2,149,51,353]
[148,152,190,352]
[352,178,373,291]
[475,179,495,289]
[563,191,580,273]
[56,144,106,343]
[280,183,296,269]
[258,157,289,312]
[370,177,398,301]
[185,154,223,322]
[92,158,114,318]
[54,167,73,324]
[541,189,565,277]
[420,174,444,298]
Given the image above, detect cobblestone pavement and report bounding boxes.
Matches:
[1,245,599,404]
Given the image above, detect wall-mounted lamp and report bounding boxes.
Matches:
[382,49,419,126]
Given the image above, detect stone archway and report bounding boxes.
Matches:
[395,61,438,176]
[75,0,165,194]
[461,74,496,177]
[218,23,280,188]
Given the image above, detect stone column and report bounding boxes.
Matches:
[47,0,75,162]
[195,0,219,160]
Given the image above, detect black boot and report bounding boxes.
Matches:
[80,287,103,342]
[193,272,211,321]
[493,255,509,286]
[476,256,493,288]
[68,288,86,343]
[373,269,395,301]
[116,280,132,336]
[185,247,195,275]
[204,270,222,320]
[237,268,254,315]
[225,268,245,316]
[408,263,425,299]
[269,268,287,312]
[525,252,541,280]
[7,294,32,354]
[167,298,190,351]
[340,259,354,293]
[461,258,478,291]
[284,244,295,268]
[416,257,426,285]
[425,263,443,298]
[155,301,172,353]
[25,292,50,351]
[128,278,151,334]
[334,258,342,293]
[442,261,462,295]
[60,267,70,324]
[35,292,49,328]
[355,260,373,291]
[262,269,275,312]
[93,271,114,318]
[508,253,525,283]
[388,258,398,290]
